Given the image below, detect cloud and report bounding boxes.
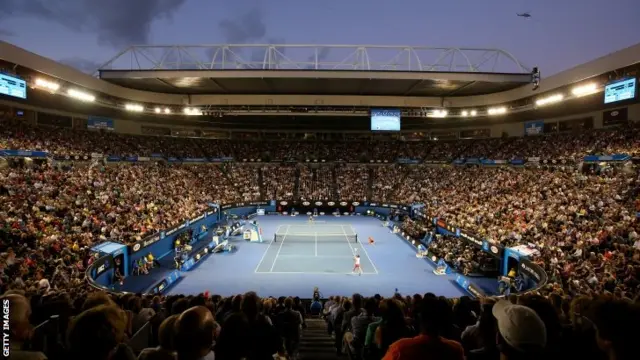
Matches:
[0,0,187,48]
[59,57,103,74]
[218,8,267,44]
[0,28,15,39]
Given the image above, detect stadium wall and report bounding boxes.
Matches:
[102,103,640,137]
[2,100,639,137]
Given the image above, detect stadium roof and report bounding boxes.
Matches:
[97,44,533,97]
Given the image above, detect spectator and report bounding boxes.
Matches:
[214,292,283,360]
[332,298,351,355]
[1,294,47,360]
[492,300,547,360]
[346,297,379,358]
[342,293,363,334]
[275,297,302,359]
[590,297,640,360]
[383,296,464,360]
[138,315,178,360]
[373,299,414,356]
[174,306,217,360]
[67,305,135,360]
[460,299,497,354]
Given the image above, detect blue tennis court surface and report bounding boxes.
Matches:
[167,216,467,298]
[255,224,377,274]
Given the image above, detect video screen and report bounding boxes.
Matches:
[0,73,27,99]
[371,109,401,131]
[604,78,636,104]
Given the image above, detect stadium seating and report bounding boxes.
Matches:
[2,117,640,359]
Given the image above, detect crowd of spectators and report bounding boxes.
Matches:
[261,165,296,200]
[2,120,640,300]
[336,166,370,201]
[395,165,640,300]
[4,285,640,360]
[224,165,261,202]
[427,235,496,276]
[3,118,640,359]
[298,166,334,200]
[370,166,405,203]
[5,118,640,161]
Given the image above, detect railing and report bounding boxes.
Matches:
[28,315,62,355]
[128,315,157,353]
[85,256,132,295]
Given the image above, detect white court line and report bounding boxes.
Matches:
[255,271,378,275]
[276,255,355,258]
[269,225,290,272]
[273,232,354,236]
[253,225,281,273]
[342,224,379,274]
[339,224,357,254]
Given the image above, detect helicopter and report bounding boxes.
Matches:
[516,12,532,18]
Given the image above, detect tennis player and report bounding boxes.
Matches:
[368,236,375,246]
[308,215,314,224]
[352,254,363,276]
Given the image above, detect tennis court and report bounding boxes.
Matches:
[167,216,468,298]
[255,224,378,274]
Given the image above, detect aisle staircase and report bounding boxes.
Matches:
[257,167,266,199]
[219,165,244,198]
[294,167,301,199]
[389,165,410,199]
[299,318,337,360]
[332,167,339,199]
[366,167,374,200]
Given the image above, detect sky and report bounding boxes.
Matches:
[0,0,639,76]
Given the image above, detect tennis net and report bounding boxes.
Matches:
[273,233,357,243]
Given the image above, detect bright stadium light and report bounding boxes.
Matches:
[429,109,448,118]
[155,107,161,113]
[34,78,60,92]
[461,109,477,117]
[67,89,95,102]
[183,107,201,116]
[487,107,507,115]
[535,94,564,107]
[164,108,171,114]
[572,83,597,97]
[125,104,144,112]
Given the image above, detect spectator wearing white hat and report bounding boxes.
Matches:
[492,300,547,359]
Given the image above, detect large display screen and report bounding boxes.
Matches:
[0,73,27,99]
[87,116,115,130]
[371,109,401,131]
[604,78,636,104]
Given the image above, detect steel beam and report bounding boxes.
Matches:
[97,44,530,75]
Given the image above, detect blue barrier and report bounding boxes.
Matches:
[149,270,181,294]
[583,154,630,162]
[455,274,485,297]
[130,212,218,265]
[433,217,547,297]
[180,240,217,271]
[0,149,49,158]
